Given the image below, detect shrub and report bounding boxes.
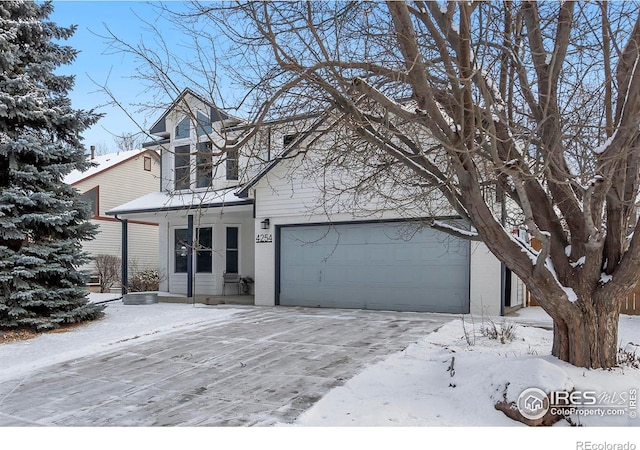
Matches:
[128,269,162,292]
[94,254,121,293]
[480,319,517,344]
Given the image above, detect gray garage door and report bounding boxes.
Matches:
[279,222,470,313]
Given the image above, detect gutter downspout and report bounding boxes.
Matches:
[115,214,128,296]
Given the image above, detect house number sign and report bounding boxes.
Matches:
[256,233,273,243]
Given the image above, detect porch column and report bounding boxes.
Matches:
[121,218,128,295]
[187,214,193,298]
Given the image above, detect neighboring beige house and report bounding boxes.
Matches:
[107,89,526,315]
[65,148,161,289]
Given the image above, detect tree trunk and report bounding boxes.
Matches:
[550,297,620,369]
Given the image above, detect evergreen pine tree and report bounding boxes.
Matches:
[0,1,104,331]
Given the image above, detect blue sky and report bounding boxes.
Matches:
[50,1,180,153]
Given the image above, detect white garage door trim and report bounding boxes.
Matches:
[276,220,470,313]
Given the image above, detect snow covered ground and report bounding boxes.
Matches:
[0,296,242,384]
[2,297,639,448]
[294,308,640,427]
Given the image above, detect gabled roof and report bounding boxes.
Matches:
[64,148,159,186]
[148,88,244,138]
[236,112,330,198]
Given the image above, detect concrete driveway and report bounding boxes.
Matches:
[0,306,448,426]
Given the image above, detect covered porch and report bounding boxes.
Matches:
[106,188,255,303]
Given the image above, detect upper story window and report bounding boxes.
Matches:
[196,112,212,137]
[175,117,190,140]
[169,110,239,190]
[283,133,299,147]
[174,145,191,190]
[226,149,239,181]
[196,141,213,188]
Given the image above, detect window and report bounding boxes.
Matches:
[174,145,190,190]
[196,111,212,137]
[175,117,190,139]
[283,133,299,147]
[144,156,152,171]
[226,227,239,273]
[196,227,213,273]
[226,149,238,181]
[174,229,190,273]
[174,227,213,274]
[80,186,99,217]
[196,142,212,188]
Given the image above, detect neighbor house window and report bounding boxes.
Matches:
[80,186,99,217]
[226,227,239,273]
[196,141,213,188]
[226,149,238,181]
[174,145,190,190]
[196,227,213,273]
[174,228,190,273]
[144,156,152,171]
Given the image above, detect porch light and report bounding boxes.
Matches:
[260,218,270,229]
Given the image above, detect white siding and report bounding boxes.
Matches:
[151,208,254,296]
[469,242,502,316]
[161,94,250,193]
[254,135,456,222]
[251,150,504,312]
[158,220,170,292]
[254,218,276,307]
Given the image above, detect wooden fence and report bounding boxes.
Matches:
[621,289,640,315]
[525,238,640,315]
[528,287,640,315]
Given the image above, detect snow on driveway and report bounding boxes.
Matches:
[0,303,447,427]
[1,300,638,448]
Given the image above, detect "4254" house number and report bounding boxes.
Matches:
[255,233,273,243]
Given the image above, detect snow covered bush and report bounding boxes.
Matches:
[128,269,162,292]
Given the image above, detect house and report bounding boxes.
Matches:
[65,147,161,290]
[107,89,525,315]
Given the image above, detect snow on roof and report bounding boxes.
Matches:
[64,149,158,185]
[106,188,252,216]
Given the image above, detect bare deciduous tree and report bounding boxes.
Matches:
[94,254,121,293]
[114,132,143,152]
[105,1,640,368]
